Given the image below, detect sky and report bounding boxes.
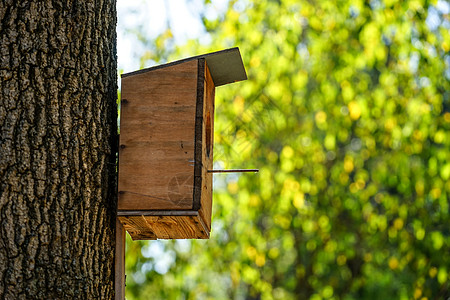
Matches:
[117,0,228,74]
[117,0,202,73]
[117,0,450,74]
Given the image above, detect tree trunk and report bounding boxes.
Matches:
[0,1,117,299]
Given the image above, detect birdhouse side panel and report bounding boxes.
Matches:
[199,62,215,232]
[118,60,198,211]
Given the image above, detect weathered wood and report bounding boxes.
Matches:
[117,50,246,240]
[119,216,157,240]
[115,219,125,300]
[117,210,199,216]
[117,59,213,239]
[118,60,198,211]
[118,214,209,240]
[198,62,215,232]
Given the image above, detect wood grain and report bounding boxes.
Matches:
[118,60,198,211]
[118,59,216,240]
[115,219,125,300]
[118,214,209,240]
[118,216,157,240]
[198,62,215,232]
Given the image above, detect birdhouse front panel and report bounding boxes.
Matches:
[117,48,247,240]
[118,60,199,211]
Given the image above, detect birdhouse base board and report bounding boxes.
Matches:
[118,211,210,240]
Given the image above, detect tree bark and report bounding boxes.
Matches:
[0,1,117,299]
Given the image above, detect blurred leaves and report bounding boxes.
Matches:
[124,0,450,299]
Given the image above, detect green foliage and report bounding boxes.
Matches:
[124,0,450,299]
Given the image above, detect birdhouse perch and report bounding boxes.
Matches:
[117,48,247,240]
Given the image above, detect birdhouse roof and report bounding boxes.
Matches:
[121,47,247,87]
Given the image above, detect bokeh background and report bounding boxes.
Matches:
[117,1,450,299]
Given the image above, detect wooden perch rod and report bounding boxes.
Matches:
[207,169,259,173]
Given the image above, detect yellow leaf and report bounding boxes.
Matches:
[348,101,361,120]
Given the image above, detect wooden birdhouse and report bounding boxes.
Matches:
[117,48,247,240]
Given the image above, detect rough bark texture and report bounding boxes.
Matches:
[0,1,117,299]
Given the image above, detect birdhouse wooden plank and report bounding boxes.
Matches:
[117,48,247,240]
